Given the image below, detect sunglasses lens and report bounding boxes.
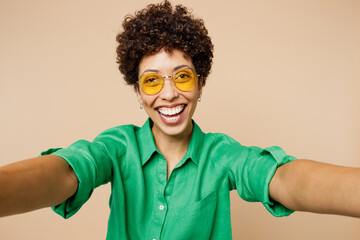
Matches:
[139,73,163,95]
[138,69,198,95]
[174,69,197,91]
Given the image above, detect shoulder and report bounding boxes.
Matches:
[201,131,265,159]
[94,124,140,141]
[91,124,142,155]
[203,132,242,150]
[206,132,238,144]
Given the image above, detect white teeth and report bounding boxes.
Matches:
[157,105,184,116]
[160,114,181,122]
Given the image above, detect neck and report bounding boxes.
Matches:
[152,123,193,166]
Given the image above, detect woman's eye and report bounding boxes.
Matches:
[175,72,192,82]
[144,77,160,85]
[179,74,190,79]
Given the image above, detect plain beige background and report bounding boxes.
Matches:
[1,0,359,239]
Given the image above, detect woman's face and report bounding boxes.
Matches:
[137,48,202,138]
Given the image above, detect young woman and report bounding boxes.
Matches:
[1,1,360,239]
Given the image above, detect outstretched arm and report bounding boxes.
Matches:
[270,159,360,217]
[0,155,78,217]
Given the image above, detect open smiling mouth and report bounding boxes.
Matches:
[156,104,186,122]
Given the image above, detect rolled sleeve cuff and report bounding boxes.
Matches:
[260,146,296,217]
[40,146,93,219]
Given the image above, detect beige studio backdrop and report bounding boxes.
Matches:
[1,0,360,239]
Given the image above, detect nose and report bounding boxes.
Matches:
[159,78,179,101]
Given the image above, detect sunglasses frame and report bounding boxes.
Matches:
[138,68,200,95]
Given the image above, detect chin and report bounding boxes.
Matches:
[153,116,193,138]
[163,123,191,137]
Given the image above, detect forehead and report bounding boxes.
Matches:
[138,48,194,75]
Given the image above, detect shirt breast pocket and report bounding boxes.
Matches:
[167,191,217,239]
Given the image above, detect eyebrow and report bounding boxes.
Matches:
[140,65,194,76]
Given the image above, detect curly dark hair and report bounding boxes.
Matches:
[116,0,214,90]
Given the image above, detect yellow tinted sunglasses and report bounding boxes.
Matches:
[138,68,199,95]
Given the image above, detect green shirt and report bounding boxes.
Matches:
[41,119,296,239]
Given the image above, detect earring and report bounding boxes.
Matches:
[198,93,202,102]
[139,103,143,109]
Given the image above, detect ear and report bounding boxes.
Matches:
[198,76,204,95]
[135,88,143,105]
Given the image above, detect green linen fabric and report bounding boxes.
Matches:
[40,119,296,239]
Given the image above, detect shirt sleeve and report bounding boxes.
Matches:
[40,132,117,219]
[228,142,297,217]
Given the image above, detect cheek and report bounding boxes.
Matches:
[141,95,157,108]
[183,91,200,103]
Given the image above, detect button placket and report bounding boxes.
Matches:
[153,156,169,240]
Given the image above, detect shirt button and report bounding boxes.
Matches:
[159,205,165,210]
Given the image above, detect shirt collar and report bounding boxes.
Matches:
[138,118,158,166]
[137,118,205,166]
[181,120,205,166]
